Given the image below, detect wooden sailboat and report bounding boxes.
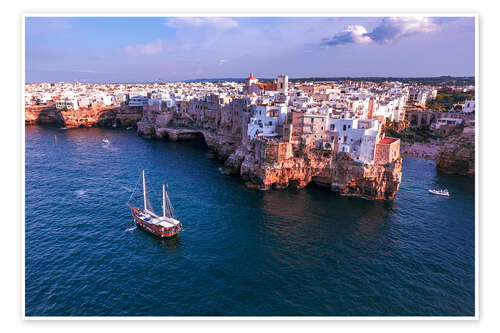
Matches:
[126,170,183,238]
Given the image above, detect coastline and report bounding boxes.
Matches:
[400,141,441,161]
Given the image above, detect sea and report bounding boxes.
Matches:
[25,125,475,316]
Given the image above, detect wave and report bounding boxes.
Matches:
[125,226,136,232]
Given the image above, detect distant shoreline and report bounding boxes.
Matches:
[25,75,475,85]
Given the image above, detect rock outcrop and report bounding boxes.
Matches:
[136,103,402,199]
[237,147,402,199]
[25,104,65,125]
[437,127,475,176]
[137,103,249,160]
[115,107,143,127]
[25,104,143,128]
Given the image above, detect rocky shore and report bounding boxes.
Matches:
[25,103,121,128]
[400,140,441,161]
[437,127,475,176]
[398,127,475,176]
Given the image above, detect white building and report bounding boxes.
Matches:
[56,97,79,110]
[463,100,475,113]
[247,104,288,140]
[102,95,114,106]
[128,95,149,107]
[433,117,463,129]
[327,115,380,163]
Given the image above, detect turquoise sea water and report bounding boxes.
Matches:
[25,125,475,316]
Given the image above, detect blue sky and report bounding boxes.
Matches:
[25,16,475,83]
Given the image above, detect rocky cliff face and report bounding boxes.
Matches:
[25,104,65,125]
[136,102,402,200]
[138,103,250,160]
[327,154,402,199]
[115,107,143,127]
[437,127,475,176]
[25,104,142,128]
[237,148,402,199]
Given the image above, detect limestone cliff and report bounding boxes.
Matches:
[137,101,402,200]
[437,127,475,176]
[25,104,142,128]
[327,154,402,200]
[137,102,251,160]
[238,148,402,199]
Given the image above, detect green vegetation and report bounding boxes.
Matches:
[383,119,409,138]
[427,90,474,111]
[383,119,437,143]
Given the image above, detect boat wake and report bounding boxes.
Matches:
[101,144,119,152]
[75,189,86,197]
[121,186,132,192]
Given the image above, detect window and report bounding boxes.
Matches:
[343,125,346,131]
[331,124,335,130]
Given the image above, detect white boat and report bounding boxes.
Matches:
[112,123,117,128]
[102,138,110,144]
[126,126,133,130]
[428,189,449,197]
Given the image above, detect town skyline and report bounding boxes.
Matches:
[25,16,475,83]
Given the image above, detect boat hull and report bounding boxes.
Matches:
[129,207,182,238]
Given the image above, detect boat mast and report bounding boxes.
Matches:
[142,170,147,211]
[162,184,167,217]
[165,184,176,219]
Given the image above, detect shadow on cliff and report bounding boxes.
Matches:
[97,107,120,127]
[36,106,65,126]
[164,130,209,149]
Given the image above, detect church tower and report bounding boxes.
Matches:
[277,74,288,93]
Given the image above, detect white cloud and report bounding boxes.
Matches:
[164,17,238,31]
[218,59,227,66]
[321,25,372,47]
[124,39,164,56]
[322,17,439,47]
[366,17,439,44]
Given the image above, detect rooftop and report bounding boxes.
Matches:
[379,137,398,145]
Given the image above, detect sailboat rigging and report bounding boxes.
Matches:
[126,170,183,238]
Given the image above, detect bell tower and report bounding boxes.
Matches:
[277,74,288,93]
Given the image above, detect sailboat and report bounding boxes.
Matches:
[126,170,183,238]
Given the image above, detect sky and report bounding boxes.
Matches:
[25,16,475,83]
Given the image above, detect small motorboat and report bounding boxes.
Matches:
[112,123,117,128]
[102,138,110,144]
[126,126,133,130]
[428,189,449,197]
